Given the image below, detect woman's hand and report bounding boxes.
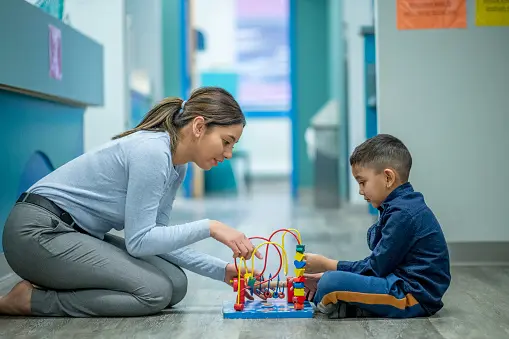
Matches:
[224,263,262,300]
[304,253,338,274]
[210,220,263,260]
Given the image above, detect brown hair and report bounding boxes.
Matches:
[112,86,245,153]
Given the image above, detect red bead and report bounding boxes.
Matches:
[293,296,306,304]
[234,303,244,311]
[294,303,304,310]
[293,276,305,283]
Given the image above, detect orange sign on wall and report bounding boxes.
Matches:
[397,0,467,30]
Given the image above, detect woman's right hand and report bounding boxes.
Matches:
[210,220,263,260]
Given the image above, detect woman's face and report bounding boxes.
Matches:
[192,122,244,170]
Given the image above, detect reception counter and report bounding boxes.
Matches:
[0,0,104,252]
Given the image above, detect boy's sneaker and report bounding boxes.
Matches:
[317,302,372,319]
[316,301,338,315]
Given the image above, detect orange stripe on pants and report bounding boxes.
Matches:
[322,291,419,310]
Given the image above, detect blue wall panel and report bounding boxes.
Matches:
[130,90,152,128]
[0,90,84,252]
[363,30,377,141]
[290,0,330,197]
[362,27,378,216]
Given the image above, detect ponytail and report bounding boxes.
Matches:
[112,97,184,153]
[112,86,245,154]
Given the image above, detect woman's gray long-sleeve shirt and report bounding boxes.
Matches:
[29,130,227,281]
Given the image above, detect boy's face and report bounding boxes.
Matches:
[352,165,395,209]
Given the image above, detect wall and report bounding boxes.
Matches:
[0,90,84,252]
[376,0,509,244]
[344,0,373,204]
[327,0,348,200]
[64,0,129,152]
[193,0,237,72]
[162,0,197,196]
[291,0,330,191]
[162,0,185,99]
[126,0,164,102]
[240,118,291,176]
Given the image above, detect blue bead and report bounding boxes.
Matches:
[294,260,306,269]
[293,282,305,289]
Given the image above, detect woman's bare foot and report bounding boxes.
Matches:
[0,280,33,316]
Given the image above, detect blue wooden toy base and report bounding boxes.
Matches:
[222,299,315,319]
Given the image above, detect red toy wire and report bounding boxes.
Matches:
[250,236,283,277]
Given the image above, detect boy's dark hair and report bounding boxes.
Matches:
[350,134,412,182]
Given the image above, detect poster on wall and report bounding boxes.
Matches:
[235,0,290,111]
[396,0,467,30]
[476,0,509,26]
[49,24,62,80]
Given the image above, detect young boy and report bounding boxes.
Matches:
[303,134,451,319]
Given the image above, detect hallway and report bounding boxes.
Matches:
[1,181,508,338]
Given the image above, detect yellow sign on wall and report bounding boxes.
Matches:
[476,0,509,26]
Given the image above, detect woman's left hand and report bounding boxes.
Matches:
[224,263,262,300]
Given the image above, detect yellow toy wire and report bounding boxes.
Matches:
[281,228,302,253]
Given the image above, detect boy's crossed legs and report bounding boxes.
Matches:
[312,271,427,319]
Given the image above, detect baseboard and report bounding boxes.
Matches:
[0,253,13,283]
[449,241,509,266]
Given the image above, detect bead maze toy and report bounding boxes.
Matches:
[222,228,314,319]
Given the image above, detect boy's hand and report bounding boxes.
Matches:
[304,253,338,273]
[304,273,323,302]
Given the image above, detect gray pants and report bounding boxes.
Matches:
[2,201,188,317]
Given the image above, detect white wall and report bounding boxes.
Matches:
[64,0,129,152]
[344,0,373,203]
[126,0,163,101]
[376,0,509,242]
[241,117,291,176]
[192,0,237,71]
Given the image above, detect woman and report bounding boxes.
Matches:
[0,86,261,317]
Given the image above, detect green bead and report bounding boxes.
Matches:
[296,244,305,253]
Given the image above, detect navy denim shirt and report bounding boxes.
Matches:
[337,182,451,315]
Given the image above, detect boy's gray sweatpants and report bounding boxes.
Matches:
[2,201,188,317]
